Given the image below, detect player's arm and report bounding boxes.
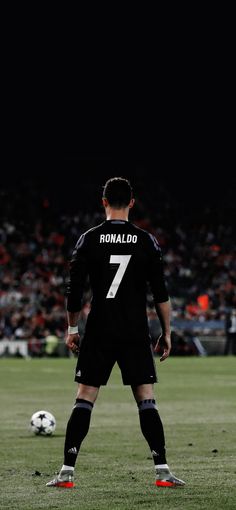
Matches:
[154,300,171,361]
[65,234,88,353]
[147,234,171,362]
[66,311,80,353]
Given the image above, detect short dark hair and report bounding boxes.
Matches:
[103,177,133,208]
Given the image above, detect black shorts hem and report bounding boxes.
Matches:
[74,376,102,387]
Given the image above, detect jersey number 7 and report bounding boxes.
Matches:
[106,255,131,299]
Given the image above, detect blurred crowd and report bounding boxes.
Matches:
[0,179,236,355]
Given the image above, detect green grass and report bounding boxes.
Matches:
[0,356,236,510]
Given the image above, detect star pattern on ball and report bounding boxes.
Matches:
[36,425,47,434]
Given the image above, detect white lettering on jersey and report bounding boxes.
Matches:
[100,234,137,244]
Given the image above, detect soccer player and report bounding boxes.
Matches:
[46,177,185,489]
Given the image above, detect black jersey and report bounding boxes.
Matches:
[66,220,169,344]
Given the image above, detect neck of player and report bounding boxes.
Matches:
[106,207,129,221]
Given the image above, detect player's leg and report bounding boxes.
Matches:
[132,383,185,487]
[47,338,115,488]
[46,384,99,488]
[63,384,99,468]
[132,383,167,467]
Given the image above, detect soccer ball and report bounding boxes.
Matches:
[30,410,56,436]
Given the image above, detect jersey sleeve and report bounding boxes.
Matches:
[147,234,169,304]
[66,234,89,312]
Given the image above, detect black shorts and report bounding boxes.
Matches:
[74,338,157,387]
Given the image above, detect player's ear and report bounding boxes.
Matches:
[129,198,135,209]
[102,198,108,207]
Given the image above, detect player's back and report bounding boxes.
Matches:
[87,220,148,342]
[67,219,168,344]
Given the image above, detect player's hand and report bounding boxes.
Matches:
[66,333,80,354]
[153,333,171,362]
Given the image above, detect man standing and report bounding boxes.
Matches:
[47,177,185,488]
[224,308,236,355]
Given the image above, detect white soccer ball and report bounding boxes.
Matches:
[30,410,56,436]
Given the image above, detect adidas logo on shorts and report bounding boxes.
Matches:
[76,370,81,377]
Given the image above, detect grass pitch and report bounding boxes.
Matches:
[0,356,235,510]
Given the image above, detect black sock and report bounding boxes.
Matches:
[138,399,167,466]
[64,398,93,467]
